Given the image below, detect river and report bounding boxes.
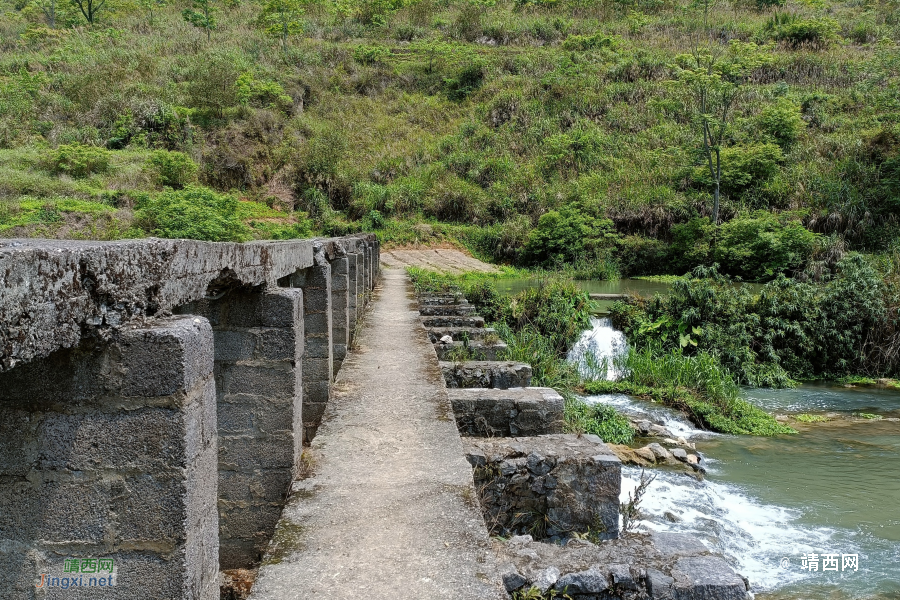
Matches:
[570,318,900,600]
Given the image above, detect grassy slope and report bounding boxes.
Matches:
[0,0,897,256]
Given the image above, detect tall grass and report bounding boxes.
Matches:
[585,346,796,436]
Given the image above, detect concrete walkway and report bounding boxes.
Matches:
[249,268,505,600]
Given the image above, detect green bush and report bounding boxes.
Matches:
[715,212,817,280]
[693,143,783,194]
[757,98,806,149]
[561,32,620,51]
[353,44,391,65]
[148,150,198,189]
[44,144,111,178]
[668,218,715,274]
[444,62,485,102]
[523,204,617,266]
[566,400,634,444]
[768,14,841,48]
[610,254,895,382]
[136,185,249,241]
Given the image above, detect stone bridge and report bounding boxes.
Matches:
[0,237,750,600]
[0,235,378,598]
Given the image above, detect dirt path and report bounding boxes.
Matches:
[248,269,505,600]
[380,248,499,274]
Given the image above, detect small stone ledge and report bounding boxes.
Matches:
[422,315,485,328]
[495,531,751,600]
[434,340,508,361]
[449,387,564,437]
[440,361,532,389]
[426,326,498,343]
[464,434,621,542]
[418,304,478,316]
[419,295,468,305]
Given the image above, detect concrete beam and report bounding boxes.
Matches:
[0,316,220,599]
[0,235,377,373]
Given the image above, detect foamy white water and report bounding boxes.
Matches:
[567,317,628,380]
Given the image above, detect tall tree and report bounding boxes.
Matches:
[183,0,217,41]
[257,0,305,50]
[71,0,106,24]
[670,40,772,224]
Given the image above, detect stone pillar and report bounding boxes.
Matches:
[346,251,359,343]
[328,252,350,377]
[179,289,304,570]
[0,317,219,599]
[288,247,332,443]
[374,239,380,279]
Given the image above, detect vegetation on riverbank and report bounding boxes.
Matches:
[583,348,796,435]
[610,254,900,384]
[409,266,795,438]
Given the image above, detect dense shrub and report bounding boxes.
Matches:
[767,14,841,48]
[692,143,783,193]
[611,255,895,383]
[148,150,198,189]
[444,62,485,102]
[44,144,111,178]
[136,185,249,241]
[523,204,617,265]
[715,212,817,280]
[756,98,806,149]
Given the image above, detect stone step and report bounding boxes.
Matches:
[439,361,532,389]
[422,315,485,328]
[434,340,508,361]
[419,304,478,317]
[419,295,468,306]
[425,326,497,344]
[448,387,564,437]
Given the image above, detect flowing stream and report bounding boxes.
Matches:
[570,319,900,600]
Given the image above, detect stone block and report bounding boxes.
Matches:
[425,327,498,343]
[440,361,532,389]
[434,340,508,361]
[464,434,621,540]
[418,305,477,316]
[448,388,565,437]
[422,315,485,328]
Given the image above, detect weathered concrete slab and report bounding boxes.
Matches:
[448,387,564,437]
[434,340,508,361]
[249,269,505,600]
[440,361,532,389]
[419,304,477,316]
[419,295,468,306]
[0,235,375,373]
[422,315,485,328]
[465,434,620,541]
[425,326,498,343]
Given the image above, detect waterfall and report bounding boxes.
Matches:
[567,317,628,380]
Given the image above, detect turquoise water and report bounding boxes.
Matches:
[570,320,900,599]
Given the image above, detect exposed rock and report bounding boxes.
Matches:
[609,563,638,590]
[686,454,700,465]
[645,568,675,599]
[501,566,528,592]
[554,566,609,594]
[634,446,658,463]
[636,420,653,435]
[646,443,672,461]
[533,566,561,592]
[671,448,688,462]
[650,424,673,437]
[439,335,453,344]
[671,556,751,599]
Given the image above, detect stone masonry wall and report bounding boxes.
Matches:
[177,289,304,570]
[0,316,219,599]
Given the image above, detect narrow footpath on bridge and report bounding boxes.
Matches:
[249,267,507,600]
